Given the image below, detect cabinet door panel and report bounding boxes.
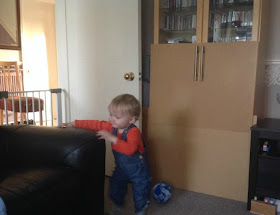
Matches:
[150,44,198,126]
[150,42,258,131]
[204,0,255,43]
[197,42,258,131]
[154,0,204,44]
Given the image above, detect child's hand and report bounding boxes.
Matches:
[97,130,117,143]
[57,121,74,128]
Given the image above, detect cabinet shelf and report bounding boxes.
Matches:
[255,187,280,199]
[160,6,197,15]
[258,154,280,159]
[208,26,252,42]
[210,2,253,11]
[160,29,196,34]
[209,25,252,30]
[159,29,196,43]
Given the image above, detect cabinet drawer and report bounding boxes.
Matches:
[257,156,280,189]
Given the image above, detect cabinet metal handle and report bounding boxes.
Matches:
[194,46,198,81]
[200,46,204,81]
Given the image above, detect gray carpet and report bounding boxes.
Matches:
[104,176,254,215]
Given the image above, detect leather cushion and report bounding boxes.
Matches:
[0,167,80,215]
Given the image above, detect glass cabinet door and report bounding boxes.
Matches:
[208,0,254,42]
[158,0,198,44]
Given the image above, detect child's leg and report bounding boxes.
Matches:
[110,168,128,208]
[131,176,152,214]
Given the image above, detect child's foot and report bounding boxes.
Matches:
[136,210,146,215]
[106,205,123,215]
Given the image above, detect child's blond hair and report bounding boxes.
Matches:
[109,94,141,119]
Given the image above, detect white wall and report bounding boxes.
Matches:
[21,0,58,91]
[0,50,20,61]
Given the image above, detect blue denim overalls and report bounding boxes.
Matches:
[0,197,6,215]
[110,124,152,213]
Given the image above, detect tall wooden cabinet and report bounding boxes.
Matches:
[145,0,270,202]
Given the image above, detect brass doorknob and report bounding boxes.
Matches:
[124,72,134,81]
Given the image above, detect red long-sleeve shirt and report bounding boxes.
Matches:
[75,120,145,156]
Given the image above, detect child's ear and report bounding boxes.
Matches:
[129,116,136,124]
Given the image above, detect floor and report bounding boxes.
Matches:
[104,176,254,215]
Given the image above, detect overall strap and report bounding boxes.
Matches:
[121,124,136,141]
[112,128,118,136]
[112,124,136,141]
[112,124,147,150]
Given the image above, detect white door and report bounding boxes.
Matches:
[56,0,141,176]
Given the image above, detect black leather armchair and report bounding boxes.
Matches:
[0,125,105,215]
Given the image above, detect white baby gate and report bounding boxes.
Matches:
[0,88,64,126]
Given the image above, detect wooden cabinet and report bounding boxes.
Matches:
[145,0,270,202]
[154,0,262,44]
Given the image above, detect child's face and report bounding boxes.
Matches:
[108,107,136,129]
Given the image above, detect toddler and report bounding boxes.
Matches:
[59,94,152,215]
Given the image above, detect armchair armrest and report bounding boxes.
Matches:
[0,125,105,171]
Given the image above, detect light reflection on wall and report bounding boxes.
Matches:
[21,32,49,91]
[21,31,51,124]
